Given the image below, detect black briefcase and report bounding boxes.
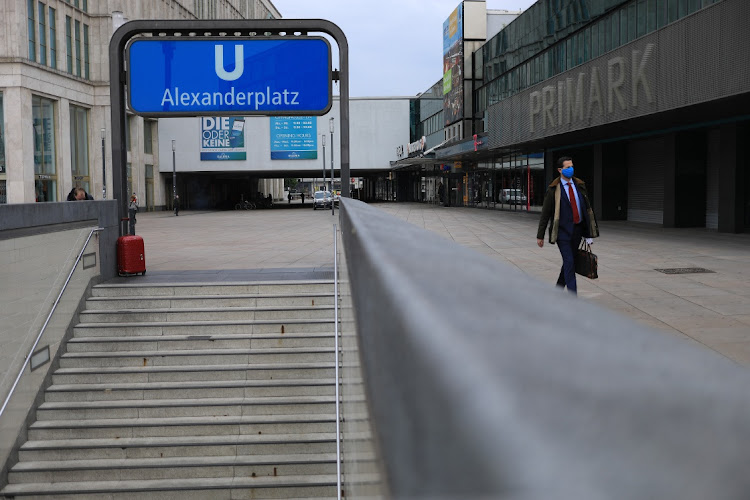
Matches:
[575,241,598,279]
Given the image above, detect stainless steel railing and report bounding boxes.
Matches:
[0,227,103,421]
[333,223,342,500]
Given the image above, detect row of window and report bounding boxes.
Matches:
[24,95,155,203]
[28,0,90,79]
[476,0,721,115]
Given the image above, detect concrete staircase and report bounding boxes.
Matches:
[1,280,351,499]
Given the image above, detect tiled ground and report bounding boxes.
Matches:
[132,202,750,365]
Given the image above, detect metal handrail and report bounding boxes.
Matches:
[0,227,103,420]
[333,224,342,500]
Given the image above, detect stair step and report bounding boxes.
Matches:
[86,293,336,309]
[35,395,364,420]
[1,474,339,498]
[66,333,334,351]
[28,413,344,440]
[91,281,335,297]
[73,319,334,336]
[59,347,335,368]
[8,453,341,483]
[43,379,336,402]
[52,363,335,384]
[18,433,340,461]
[79,306,335,323]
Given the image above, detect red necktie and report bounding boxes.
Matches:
[568,183,580,224]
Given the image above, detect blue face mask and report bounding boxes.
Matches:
[561,167,574,179]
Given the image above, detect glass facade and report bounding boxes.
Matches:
[33,95,57,202]
[476,0,722,117]
[70,105,89,193]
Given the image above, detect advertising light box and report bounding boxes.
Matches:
[127,38,332,116]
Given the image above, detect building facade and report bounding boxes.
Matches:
[396,0,748,233]
[0,0,280,206]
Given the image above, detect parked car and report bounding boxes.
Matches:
[499,188,527,205]
[313,190,332,210]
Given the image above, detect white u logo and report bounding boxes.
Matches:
[215,45,244,81]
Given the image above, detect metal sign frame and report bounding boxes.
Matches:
[109,19,350,227]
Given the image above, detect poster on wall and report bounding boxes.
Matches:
[200,116,246,161]
[443,2,464,126]
[270,116,317,160]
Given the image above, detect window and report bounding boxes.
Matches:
[70,105,89,193]
[28,0,36,61]
[127,162,132,196]
[74,20,81,76]
[83,24,89,79]
[143,120,153,154]
[49,8,56,69]
[647,0,657,32]
[82,0,87,12]
[0,93,5,178]
[637,0,648,37]
[620,8,628,45]
[125,116,132,151]
[38,2,46,65]
[657,0,668,27]
[668,0,679,22]
[65,16,72,73]
[33,95,57,202]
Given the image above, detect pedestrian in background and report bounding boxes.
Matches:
[67,186,93,200]
[174,194,180,216]
[128,192,139,235]
[536,156,599,295]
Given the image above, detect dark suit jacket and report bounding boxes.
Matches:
[558,183,591,241]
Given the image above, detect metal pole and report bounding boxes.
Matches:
[172,140,176,211]
[322,133,326,196]
[101,128,107,199]
[330,117,335,215]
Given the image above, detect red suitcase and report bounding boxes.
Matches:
[117,235,146,276]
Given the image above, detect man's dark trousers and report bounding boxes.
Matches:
[555,187,586,294]
[556,224,584,294]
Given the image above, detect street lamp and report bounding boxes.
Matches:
[171,140,176,207]
[321,133,326,194]
[329,118,335,215]
[101,128,106,199]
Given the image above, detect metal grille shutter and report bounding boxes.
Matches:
[627,137,665,224]
[705,129,720,229]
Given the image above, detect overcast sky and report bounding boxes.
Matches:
[272,0,538,97]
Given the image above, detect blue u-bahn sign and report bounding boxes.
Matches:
[127,38,332,116]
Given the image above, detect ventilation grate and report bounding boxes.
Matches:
[654,268,715,275]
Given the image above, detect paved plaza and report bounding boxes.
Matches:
[131,202,750,365]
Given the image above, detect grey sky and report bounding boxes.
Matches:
[271,0,538,97]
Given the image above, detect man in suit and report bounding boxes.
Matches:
[536,156,599,294]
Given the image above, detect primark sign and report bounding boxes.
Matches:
[529,44,655,133]
[487,39,664,149]
[127,38,332,116]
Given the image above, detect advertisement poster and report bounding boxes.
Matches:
[443,3,464,126]
[200,116,246,161]
[270,116,317,160]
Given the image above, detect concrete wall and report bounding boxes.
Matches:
[0,199,118,485]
